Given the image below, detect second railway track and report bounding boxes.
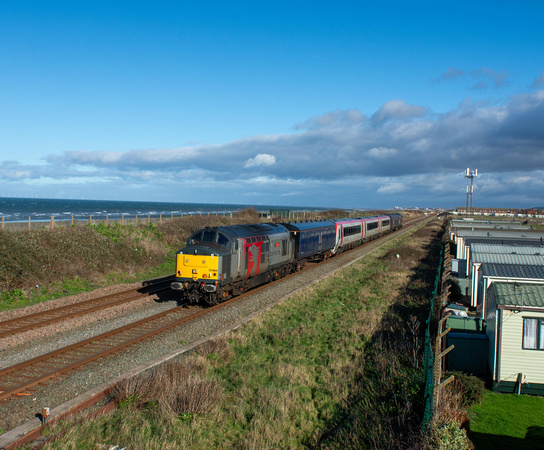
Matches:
[0,276,174,339]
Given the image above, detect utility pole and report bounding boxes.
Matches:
[465,168,478,217]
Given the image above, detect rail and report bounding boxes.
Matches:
[0,277,173,339]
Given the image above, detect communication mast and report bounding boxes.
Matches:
[464,168,478,217]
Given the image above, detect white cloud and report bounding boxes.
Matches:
[244,153,276,168]
[377,182,406,194]
[531,70,544,88]
[366,147,398,159]
[3,91,544,209]
[435,67,509,90]
[372,100,428,123]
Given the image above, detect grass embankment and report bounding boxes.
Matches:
[0,209,262,311]
[42,219,444,449]
[468,391,544,449]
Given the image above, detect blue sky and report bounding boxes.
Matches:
[1,1,543,209]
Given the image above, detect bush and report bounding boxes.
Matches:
[111,360,222,417]
[0,288,26,307]
[448,279,464,302]
[425,420,474,449]
[445,371,485,408]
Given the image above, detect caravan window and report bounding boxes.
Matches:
[523,318,544,350]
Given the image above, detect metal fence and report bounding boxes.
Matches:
[422,244,444,428]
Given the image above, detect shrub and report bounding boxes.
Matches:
[0,288,26,307]
[445,371,485,408]
[448,279,464,302]
[111,360,223,418]
[425,420,474,449]
[232,208,261,223]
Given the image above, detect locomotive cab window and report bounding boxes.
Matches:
[202,230,216,242]
[187,231,203,245]
[217,233,231,249]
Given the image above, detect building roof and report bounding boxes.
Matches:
[491,282,544,308]
[470,243,544,256]
[451,221,530,231]
[463,237,544,248]
[481,263,544,280]
[472,252,544,266]
[455,230,544,239]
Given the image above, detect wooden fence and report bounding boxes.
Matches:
[1,211,323,231]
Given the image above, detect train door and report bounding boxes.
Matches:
[261,238,270,272]
[231,238,243,280]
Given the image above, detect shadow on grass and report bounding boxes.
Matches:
[468,426,544,450]
[312,219,446,448]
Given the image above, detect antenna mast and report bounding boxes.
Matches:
[465,168,478,217]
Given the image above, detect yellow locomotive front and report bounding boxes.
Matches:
[175,253,219,282]
[170,227,232,305]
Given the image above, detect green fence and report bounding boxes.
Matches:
[422,244,444,428]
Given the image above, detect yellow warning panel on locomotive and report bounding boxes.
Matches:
[176,253,219,280]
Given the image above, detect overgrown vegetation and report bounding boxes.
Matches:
[422,374,485,449]
[42,218,444,449]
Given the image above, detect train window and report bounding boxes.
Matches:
[187,231,202,245]
[203,230,216,242]
[282,239,287,256]
[382,220,390,226]
[217,233,230,248]
[367,222,378,231]
[343,225,362,237]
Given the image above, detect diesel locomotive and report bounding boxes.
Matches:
[170,213,402,305]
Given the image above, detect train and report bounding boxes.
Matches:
[170,213,403,305]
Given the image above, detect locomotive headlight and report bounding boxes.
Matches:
[192,269,198,274]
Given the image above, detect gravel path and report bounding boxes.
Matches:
[0,226,416,434]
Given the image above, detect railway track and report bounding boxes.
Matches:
[0,276,174,339]
[0,302,206,401]
[0,215,428,403]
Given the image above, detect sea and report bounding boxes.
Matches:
[0,197,326,223]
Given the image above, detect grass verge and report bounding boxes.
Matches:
[468,391,544,449]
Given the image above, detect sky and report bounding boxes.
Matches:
[1,1,544,210]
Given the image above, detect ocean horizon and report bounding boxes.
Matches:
[0,197,329,223]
